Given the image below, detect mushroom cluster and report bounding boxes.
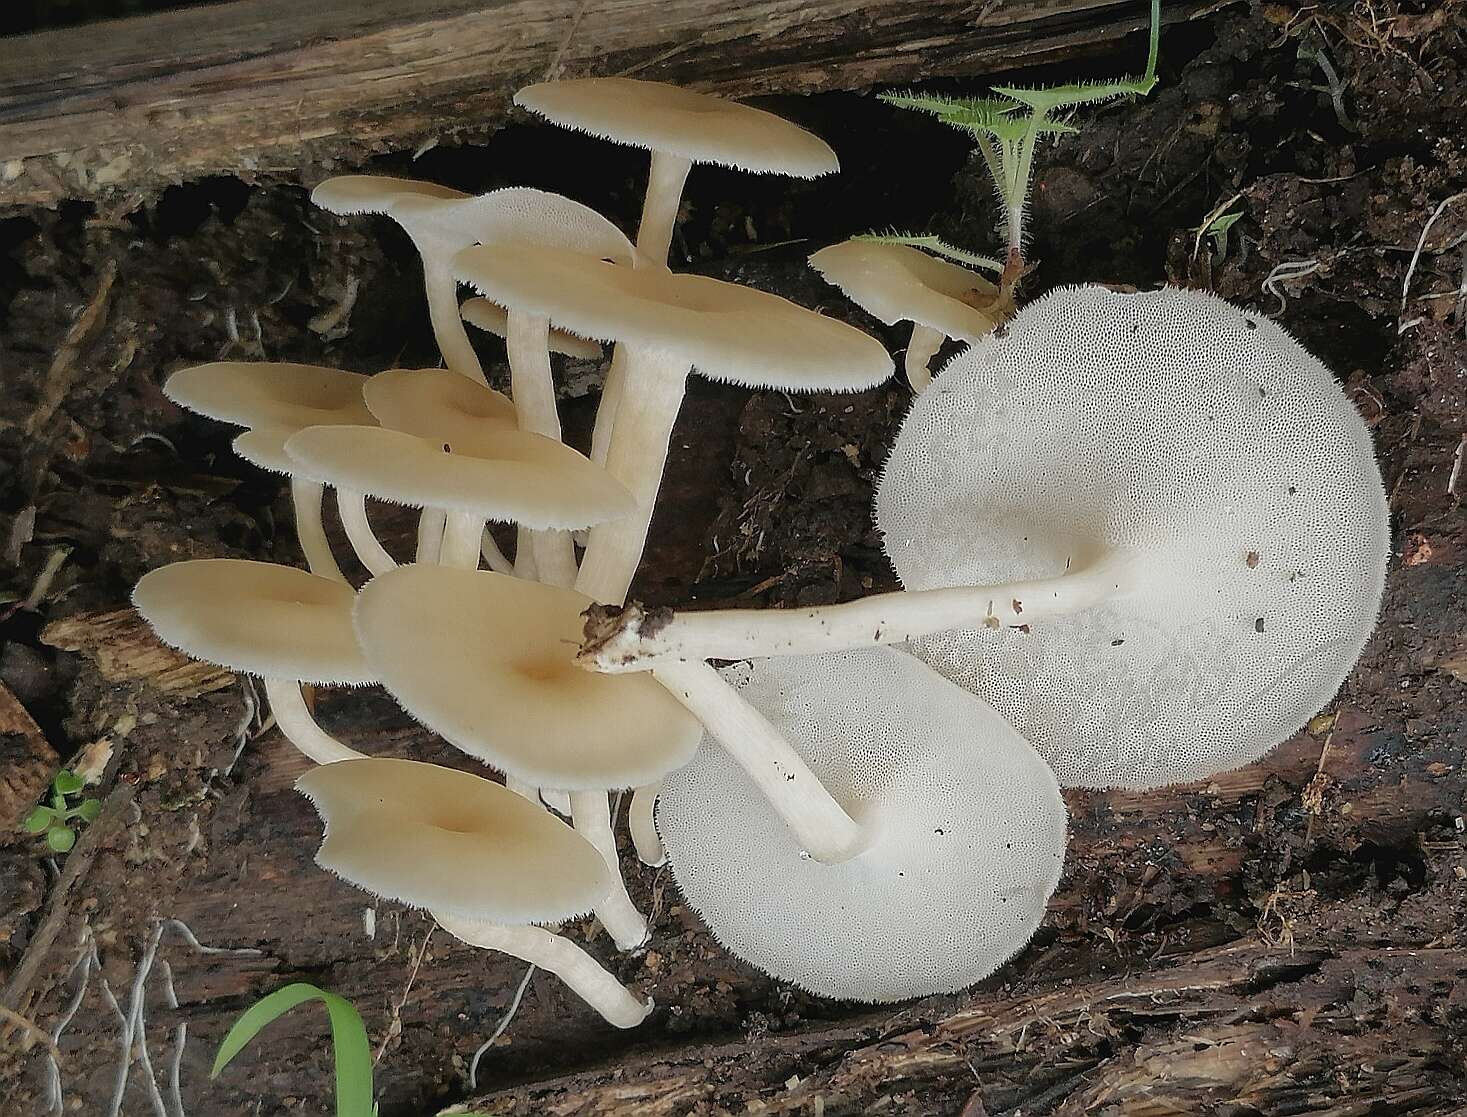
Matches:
[133,76,1390,1030]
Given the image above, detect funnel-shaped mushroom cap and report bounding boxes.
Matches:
[285,425,634,530]
[133,559,372,684]
[354,565,702,789]
[461,299,604,360]
[877,285,1391,789]
[362,368,517,443]
[455,246,893,392]
[311,176,466,216]
[164,363,374,433]
[298,758,611,922]
[660,647,1067,1002]
[515,79,838,178]
[809,240,1000,342]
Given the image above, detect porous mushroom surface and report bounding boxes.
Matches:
[297,758,652,1028]
[808,239,1002,390]
[659,647,1067,1002]
[877,284,1390,788]
[132,559,370,764]
[461,299,603,360]
[514,78,837,264]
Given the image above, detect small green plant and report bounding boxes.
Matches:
[873,0,1162,299]
[24,769,100,853]
[214,982,501,1117]
[1201,209,1244,258]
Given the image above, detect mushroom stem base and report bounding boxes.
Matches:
[570,790,649,951]
[629,783,665,867]
[904,324,946,392]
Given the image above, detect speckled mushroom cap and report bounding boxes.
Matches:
[298,758,612,923]
[461,299,604,360]
[353,565,703,789]
[809,240,1001,342]
[164,363,374,433]
[362,368,517,444]
[284,424,634,530]
[454,246,893,392]
[132,559,372,684]
[877,285,1391,789]
[659,647,1067,1002]
[514,79,838,178]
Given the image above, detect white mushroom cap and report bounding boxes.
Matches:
[362,367,517,442]
[514,79,838,178]
[164,363,374,433]
[809,239,1000,341]
[353,565,702,789]
[284,425,634,529]
[454,245,893,392]
[231,427,294,475]
[659,647,1067,1002]
[461,299,604,360]
[877,285,1391,789]
[297,758,611,922]
[132,559,372,684]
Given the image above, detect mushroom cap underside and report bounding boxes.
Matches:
[809,239,1000,340]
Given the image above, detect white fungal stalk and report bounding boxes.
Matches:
[416,508,446,564]
[904,324,946,392]
[261,679,363,764]
[637,153,694,266]
[628,783,665,866]
[581,550,1139,673]
[433,911,652,1029]
[423,260,487,385]
[335,488,397,576]
[289,478,347,582]
[439,510,485,570]
[570,790,650,950]
[506,309,577,586]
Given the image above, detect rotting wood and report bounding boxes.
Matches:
[40,609,235,697]
[0,0,1227,209]
[0,681,58,832]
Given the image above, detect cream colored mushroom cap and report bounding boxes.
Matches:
[455,245,893,392]
[809,240,1000,342]
[132,559,372,684]
[231,427,294,475]
[311,175,467,216]
[362,368,518,444]
[515,79,839,178]
[285,425,633,529]
[298,758,612,923]
[354,565,703,789]
[165,363,374,433]
[461,299,604,360]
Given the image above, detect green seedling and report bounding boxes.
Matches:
[214,982,502,1117]
[23,769,101,853]
[853,231,1003,273]
[879,0,1162,296]
[1202,210,1244,259]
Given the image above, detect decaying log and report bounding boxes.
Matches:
[0,0,1226,208]
[40,609,234,697]
[0,682,57,833]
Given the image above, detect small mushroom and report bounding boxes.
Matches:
[658,647,1067,1001]
[809,239,1005,391]
[164,361,376,581]
[297,758,653,1027]
[132,560,370,764]
[354,564,703,949]
[454,244,893,604]
[513,78,838,266]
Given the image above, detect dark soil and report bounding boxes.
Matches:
[2,3,1466,1115]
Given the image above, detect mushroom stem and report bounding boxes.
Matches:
[514,527,539,580]
[580,550,1140,673]
[290,478,347,583]
[440,511,484,569]
[336,489,397,576]
[628,783,665,867]
[416,508,446,564]
[506,309,579,587]
[576,348,690,605]
[480,529,515,576]
[569,790,649,951]
[541,788,573,815]
[423,260,487,385]
[589,345,627,467]
[431,911,653,1029]
[636,152,693,267]
[505,777,541,804]
[904,324,947,392]
[262,678,363,764]
[650,659,866,864]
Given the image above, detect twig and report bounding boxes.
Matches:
[23,258,119,438]
[1448,435,1466,500]
[468,964,537,1089]
[374,924,435,1064]
[0,1004,61,1062]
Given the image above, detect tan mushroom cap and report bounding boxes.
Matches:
[298,758,611,923]
[284,425,634,530]
[231,427,295,475]
[354,565,703,789]
[461,299,604,360]
[515,79,839,178]
[362,368,518,444]
[455,245,893,392]
[809,240,1001,343]
[311,176,466,217]
[165,363,375,433]
[132,559,372,684]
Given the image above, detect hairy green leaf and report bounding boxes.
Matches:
[854,232,1003,273]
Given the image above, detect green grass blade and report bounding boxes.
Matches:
[854,232,1002,273]
[213,983,374,1117]
[992,0,1161,115]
